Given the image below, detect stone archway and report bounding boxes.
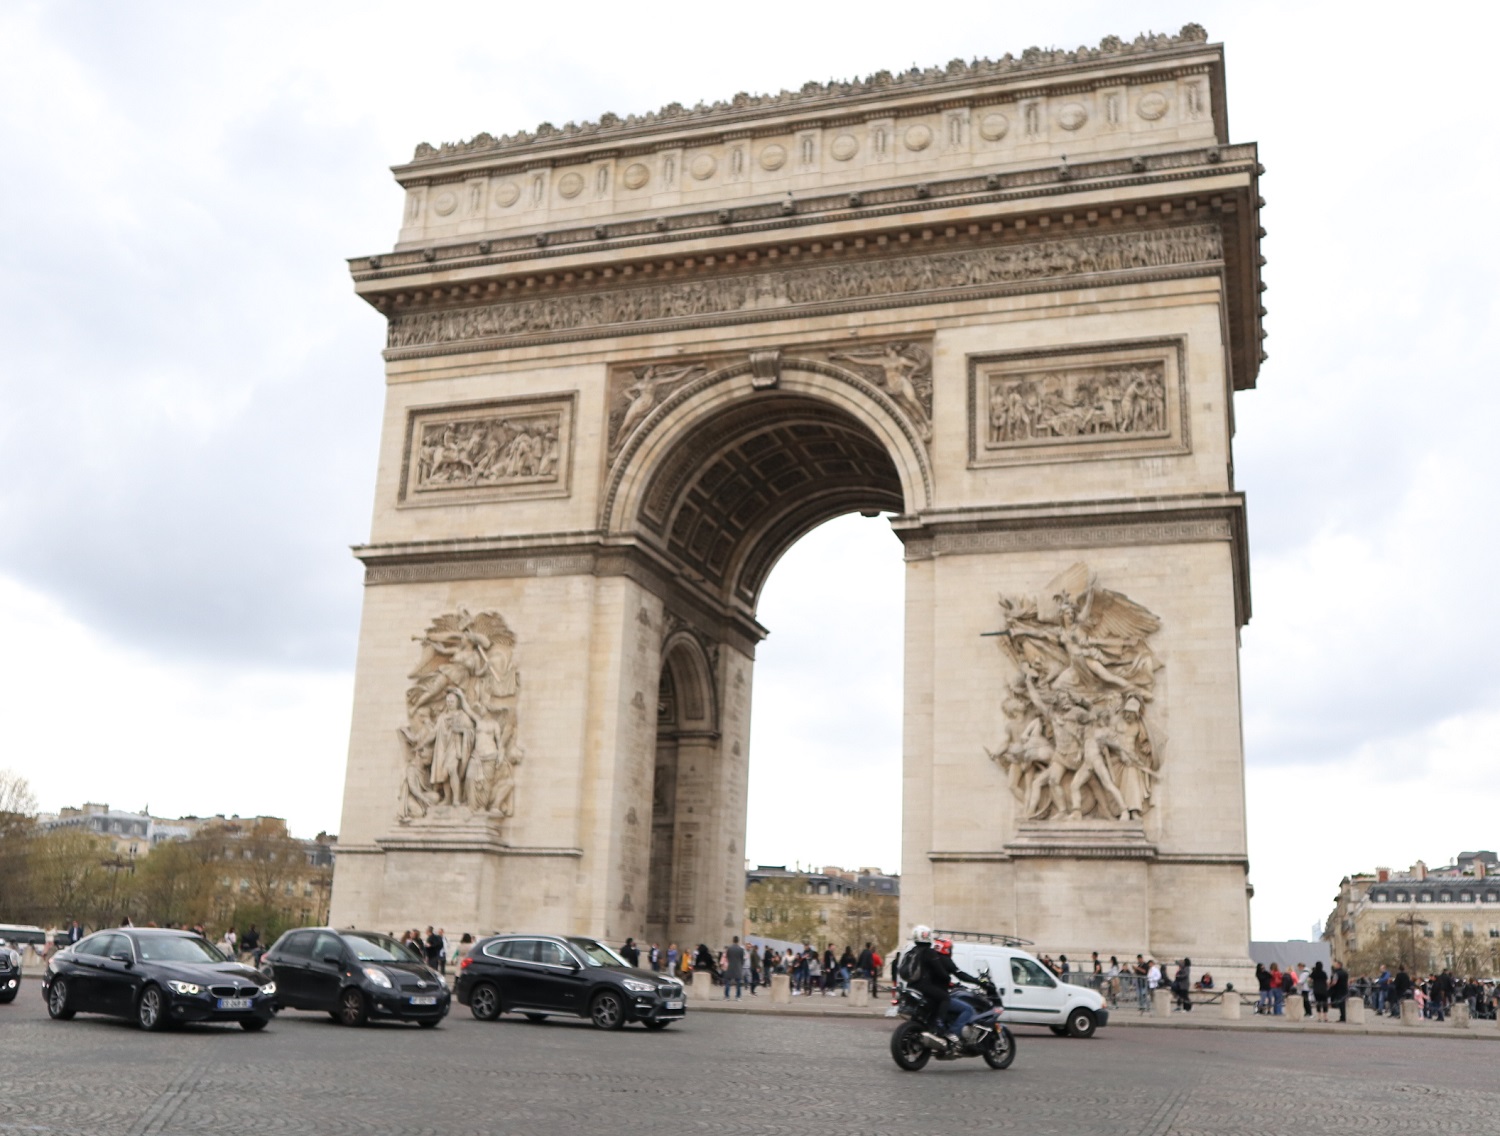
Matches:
[332,28,1264,981]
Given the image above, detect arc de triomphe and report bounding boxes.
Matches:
[329,24,1262,977]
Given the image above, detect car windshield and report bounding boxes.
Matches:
[570,938,627,968]
[134,936,226,963]
[344,933,419,963]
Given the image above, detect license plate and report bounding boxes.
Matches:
[216,997,252,1011]
[663,1000,683,1010]
[410,995,438,1005]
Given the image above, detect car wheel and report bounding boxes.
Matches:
[589,991,626,1030]
[239,1018,268,1032]
[643,1019,672,1030]
[524,1013,548,1023]
[468,982,500,1021]
[983,1026,1017,1069]
[46,978,75,1020]
[889,1021,931,1071]
[1066,1008,1097,1039]
[137,985,169,1031]
[1049,1025,1069,1036]
[417,1019,440,1029]
[338,987,368,1027]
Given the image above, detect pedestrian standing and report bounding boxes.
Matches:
[648,942,661,971]
[748,944,761,995]
[666,942,679,975]
[1311,961,1330,1022]
[723,936,745,999]
[621,937,640,967]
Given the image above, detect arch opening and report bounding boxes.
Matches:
[637,393,905,611]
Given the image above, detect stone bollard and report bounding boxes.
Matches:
[1450,1002,1471,1028]
[691,971,714,1000]
[770,973,791,1004]
[1219,989,1241,1020]
[1151,987,1173,1016]
[1286,993,1305,1021]
[1344,997,1366,1025]
[849,978,870,1007]
[1400,998,1421,1026]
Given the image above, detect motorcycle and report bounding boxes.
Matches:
[889,972,1016,1071]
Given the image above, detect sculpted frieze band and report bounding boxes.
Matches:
[985,564,1162,823]
[988,361,1166,446]
[386,224,1223,352]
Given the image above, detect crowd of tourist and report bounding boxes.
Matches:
[623,936,886,998]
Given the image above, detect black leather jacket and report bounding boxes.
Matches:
[910,943,978,1002]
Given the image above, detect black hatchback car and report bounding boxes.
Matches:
[456,933,685,1030]
[42,928,275,1030]
[261,928,449,1027]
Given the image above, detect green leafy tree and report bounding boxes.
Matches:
[0,770,38,918]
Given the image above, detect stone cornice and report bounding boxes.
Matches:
[895,492,1251,626]
[397,26,1216,174]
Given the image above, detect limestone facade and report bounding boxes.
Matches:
[330,24,1263,979]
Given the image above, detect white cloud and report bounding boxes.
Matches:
[1,0,1497,943]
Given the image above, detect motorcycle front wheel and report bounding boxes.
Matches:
[983,1025,1017,1070]
[890,1021,932,1071]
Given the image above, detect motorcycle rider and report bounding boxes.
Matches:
[907,925,984,1047]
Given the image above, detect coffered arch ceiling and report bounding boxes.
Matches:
[637,394,904,611]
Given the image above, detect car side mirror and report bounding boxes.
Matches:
[322,955,343,967]
[109,951,132,965]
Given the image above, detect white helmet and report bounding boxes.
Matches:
[912,924,933,943]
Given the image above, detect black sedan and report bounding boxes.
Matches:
[261,928,449,1027]
[42,928,275,1031]
[456,934,685,1029]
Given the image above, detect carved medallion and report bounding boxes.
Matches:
[622,163,650,190]
[985,564,1162,823]
[494,181,520,208]
[689,153,717,180]
[1137,91,1169,121]
[1058,103,1088,131]
[399,393,575,505]
[903,123,933,151]
[979,113,1010,141]
[397,609,524,824]
[432,191,457,217]
[830,134,859,161]
[556,172,585,199]
[759,144,787,171]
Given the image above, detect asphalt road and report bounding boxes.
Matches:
[1,980,1497,1135]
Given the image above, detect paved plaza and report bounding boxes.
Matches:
[2,982,1497,1135]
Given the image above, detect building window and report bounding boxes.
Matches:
[1395,892,1408,902]
[1422,928,1434,938]
[1490,928,1500,939]
[1487,892,1498,903]
[1418,893,1432,903]
[1442,922,1454,934]
[1463,924,1474,937]
[1461,893,1474,903]
[239,879,250,893]
[1378,922,1390,933]
[1371,891,1386,902]
[1439,892,1452,902]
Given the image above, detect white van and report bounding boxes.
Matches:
[897,933,1109,1038]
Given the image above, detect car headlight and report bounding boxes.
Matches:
[622,979,657,993]
[259,982,276,996]
[362,967,393,989]
[167,980,203,995]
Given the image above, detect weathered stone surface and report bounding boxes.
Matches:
[330,29,1264,982]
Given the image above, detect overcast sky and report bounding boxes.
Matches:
[3,1,1496,943]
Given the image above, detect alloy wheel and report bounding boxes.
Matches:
[590,991,624,1030]
[138,986,166,1031]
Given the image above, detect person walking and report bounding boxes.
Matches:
[722,937,745,999]
[648,942,661,972]
[869,945,882,997]
[1268,964,1286,1015]
[1295,963,1312,1018]
[1173,958,1192,1012]
[1310,961,1330,1022]
[620,937,640,967]
[666,942,680,976]
[747,944,761,995]
[1391,966,1412,1017]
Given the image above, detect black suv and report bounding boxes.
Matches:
[261,928,450,1027]
[456,934,685,1030]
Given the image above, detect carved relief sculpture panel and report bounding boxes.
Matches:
[968,338,1188,468]
[985,564,1162,823]
[397,609,524,824]
[399,393,575,505]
